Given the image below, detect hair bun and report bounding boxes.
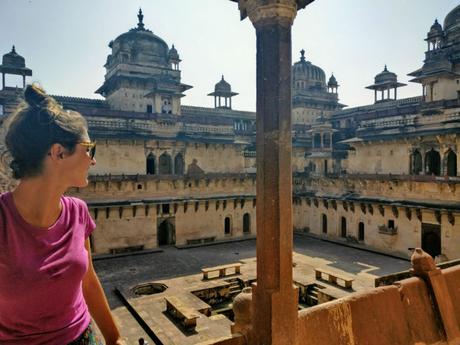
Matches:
[24,84,51,109]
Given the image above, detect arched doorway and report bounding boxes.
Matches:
[410,150,422,175]
[224,217,232,235]
[146,153,156,175]
[341,217,347,238]
[243,213,251,234]
[421,223,441,258]
[425,149,440,176]
[158,219,175,246]
[159,153,172,174]
[446,150,457,177]
[358,222,365,241]
[174,153,184,175]
[322,214,327,234]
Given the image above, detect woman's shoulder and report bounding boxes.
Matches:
[61,196,90,213]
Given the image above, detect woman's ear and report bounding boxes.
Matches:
[48,143,66,161]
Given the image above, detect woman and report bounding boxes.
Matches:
[0,84,123,345]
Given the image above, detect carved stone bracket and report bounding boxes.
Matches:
[405,207,412,220]
[350,202,355,213]
[448,212,455,226]
[360,203,366,214]
[342,201,348,211]
[313,199,319,208]
[323,199,328,209]
[368,204,374,215]
[435,210,442,224]
[416,208,422,222]
[392,206,399,218]
[378,205,385,217]
[331,200,337,210]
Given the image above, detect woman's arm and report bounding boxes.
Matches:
[82,239,123,345]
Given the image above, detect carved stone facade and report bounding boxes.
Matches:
[0,6,459,261]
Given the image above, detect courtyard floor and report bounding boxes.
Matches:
[93,234,410,344]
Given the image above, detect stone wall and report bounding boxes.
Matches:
[293,197,460,259]
[87,198,256,254]
[88,140,247,175]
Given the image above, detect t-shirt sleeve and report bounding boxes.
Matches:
[73,197,96,239]
[83,203,96,239]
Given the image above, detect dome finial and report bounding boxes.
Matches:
[300,49,305,62]
[11,45,16,54]
[384,64,388,71]
[137,8,145,30]
[221,75,225,81]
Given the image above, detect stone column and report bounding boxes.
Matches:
[233,1,313,344]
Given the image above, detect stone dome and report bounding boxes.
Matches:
[444,5,460,31]
[111,9,169,67]
[444,4,460,45]
[327,73,338,87]
[215,76,232,93]
[2,46,25,68]
[292,49,326,86]
[427,19,443,39]
[375,65,397,84]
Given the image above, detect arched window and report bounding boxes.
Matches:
[314,133,321,148]
[174,153,184,175]
[358,222,365,242]
[224,217,232,235]
[159,153,172,175]
[410,150,422,175]
[243,213,251,234]
[446,150,457,177]
[425,149,441,176]
[322,214,327,234]
[323,133,331,148]
[341,217,347,238]
[146,153,156,175]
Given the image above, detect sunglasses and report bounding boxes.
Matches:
[79,141,96,159]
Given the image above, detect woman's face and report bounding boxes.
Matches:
[62,132,96,188]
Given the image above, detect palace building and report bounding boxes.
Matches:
[0,5,459,261]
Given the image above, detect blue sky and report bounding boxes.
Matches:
[0,0,458,111]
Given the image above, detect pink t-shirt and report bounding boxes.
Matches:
[0,192,96,345]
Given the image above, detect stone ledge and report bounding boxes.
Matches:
[176,235,256,249]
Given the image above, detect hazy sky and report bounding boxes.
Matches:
[0,0,458,111]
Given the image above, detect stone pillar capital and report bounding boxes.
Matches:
[239,0,298,27]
